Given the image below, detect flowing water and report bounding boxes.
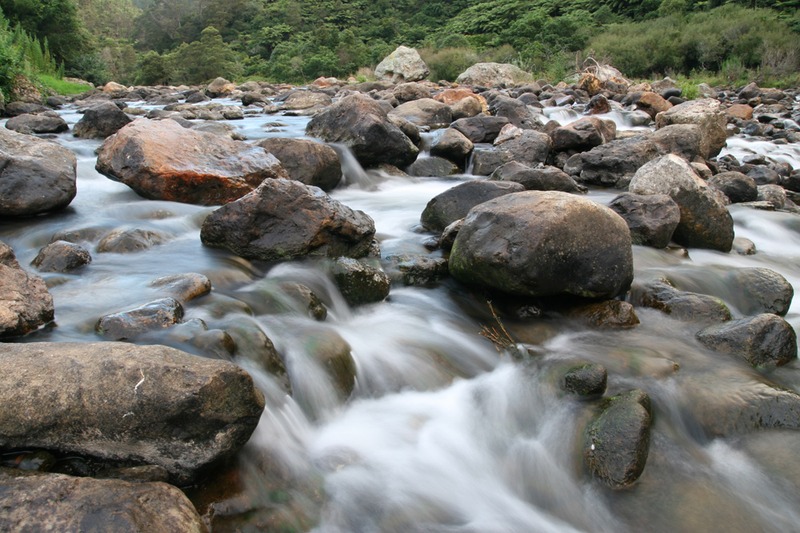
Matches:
[3,99,800,532]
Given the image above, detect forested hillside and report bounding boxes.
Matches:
[0,0,798,97]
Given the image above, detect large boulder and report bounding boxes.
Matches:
[489,161,585,193]
[0,127,77,216]
[0,342,265,483]
[655,98,727,158]
[256,138,341,191]
[471,130,552,176]
[450,116,510,143]
[707,171,758,204]
[0,470,206,532]
[696,314,797,367]
[5,113,69,134]
[96,119,288,205]
[305,94,419,168]
[487,94,541,130]
[455,63,533,87]
[0,241,54,338]
[723,267,793,317]
[430,128,474,166]
[629,155,734,252]
[550,117,616,152]
[608,193,680,248]
[201,178,375,262]
[31,241,92,273]
[388,98,452,129]
[96,297,185,341]
[563,136,661,188]
[449,191,634,299]
[420,180,524,232]
[73,101,132,139]
[374,45,429,83]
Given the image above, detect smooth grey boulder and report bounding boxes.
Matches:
[550,116,616,152]
[374,45,429,83]
[73,101,132,139]
[201,178,375,262]
[449,191,634,299]
[629,155,734,252]
[451,115,510,143]
[97,228,170,254]
[407,156,460,177]
[388,98,452,129]
[489,161,585,193]
[0,342,265,483]
[420,179,524,232]
[96,119,288,205]
[306,94,419,168]
[723,267,793,316]
[707,171,758,203]
[584,390,652,489]
[430,128,474,166]
[487,94,541,130]
[0,127,77,216]
[455,62,533,87]
[563,135,661,188]
[256,137,342,191]
[471,130,552,176]
[5,112,69,134]
[96,297,185,340]
[562,362,608,397]
[655,98,727,158]
[608,193,680,248]
[0,470,206,533]
[631,280,732,323]
[331,257,391,306]
[0,241,54,338]
[696,314,797,367]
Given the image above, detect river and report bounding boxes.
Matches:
[2,95,800,532]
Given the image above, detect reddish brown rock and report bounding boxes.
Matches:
[96,119,288,205]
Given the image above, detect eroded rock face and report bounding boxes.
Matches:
[0,127,77,216]
[449,191,633,299]
[0,470,207,533]
[0,241,54,338]
[201,178,375,262]
[305,94,419,168]
[96,119,288,205]
[0,342,265,483]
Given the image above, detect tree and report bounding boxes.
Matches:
[168,26,241,84]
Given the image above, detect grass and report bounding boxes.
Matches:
[36,74,93,96]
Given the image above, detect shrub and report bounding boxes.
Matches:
[420,47,479,82]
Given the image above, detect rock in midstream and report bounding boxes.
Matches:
[0,342,265,483]
[0,469,206,533]
[696,313,797,367]
[0,241,54,338]
[201,178,375,262]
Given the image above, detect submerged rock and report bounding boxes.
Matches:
[0,342,265,483]
[449,191,633,299]
[96,297,185,340]
[96,119,288,205]
[0,470,206,533]
[331,257,391,306]
[584,389,652,489]
[561,362,608,397]
[0,127,77,216]
[696,314,797,367]
[201,178,375,262]
[631,280,732,323]
[31,241,92,273]
[0,241,54,338]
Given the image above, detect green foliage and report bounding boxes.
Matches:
[36,74,92,95]
[0,13,23,99]
[421,47,479,81]
[135,50,168,85]
[167,26,242,85]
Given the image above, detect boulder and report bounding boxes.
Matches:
[563,136,661,188]
[487,94,541,130]
[723,267,793,317]
[726,103,754,121]
[628,155,734,252]
[5,113,69,134]
[406,156,460,177]
[608,193,680,248]
[449,191,634,299]
[96,119,288,205]
[392,82,432,103]
[281,90,332,111]
[206,77,236,97]
[757,184,787,209]
[0,342,265,482]
[586,94,611,115]
[635,91,672,119]
[383,254,449,286]
[706,171,758,203]
[420,180,524,232]
[748,166,781,186]
[0,127,77,216]
[450,115,510,143]
[566,300,640,329]
[471,130,552,176]
[256,138,341,191]
[0,241,54,338]
[331,257,391,306]
[97,228,170,254]
[434,88,487,119]
[584,390,652,489]
[561,362,608,397]
[655,99,727,158]
[374,46,430,83]
[305,94,419,168]
[201,178,375,262]
[3,101,50,116]
[31,241,92,273]
[489,161,584,193]
[455,63,533,87]
[430,128,474,166]
[550,117,616,152]
[96,297,185,340]
[388,98,452,129]
[0,470,206,532]
[150,273,212,303]
[697,314,797,367]
[650,124,710,161]
[631,280,732,323]
[73,101,132,139]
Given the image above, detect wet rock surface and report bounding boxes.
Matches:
[0,241,54,338]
